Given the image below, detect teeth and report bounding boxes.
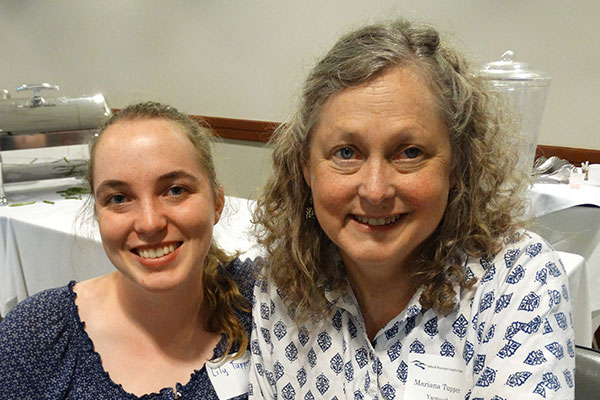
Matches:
[355,215,401,226]
[137,244,178,259]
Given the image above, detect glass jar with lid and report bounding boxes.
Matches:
[479,51,551,176]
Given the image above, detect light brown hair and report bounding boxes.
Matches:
[88,101,249,359]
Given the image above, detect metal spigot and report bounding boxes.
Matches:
[16,83,59,107]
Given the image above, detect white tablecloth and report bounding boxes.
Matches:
[528,182,600,217]
[0,178,262,317]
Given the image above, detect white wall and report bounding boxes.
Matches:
[2,1,599,198]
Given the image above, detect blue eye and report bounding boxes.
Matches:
[109,194,126,204]
[169,186,186,196]
[404,147,422,159]
[338,147,355,160]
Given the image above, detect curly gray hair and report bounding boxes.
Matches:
[254,18,527,318]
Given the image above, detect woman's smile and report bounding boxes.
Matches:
[352,214,403,226]
[131,241,183,259]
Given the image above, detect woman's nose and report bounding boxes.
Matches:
[134,198,167,236]
[358,159,395,204]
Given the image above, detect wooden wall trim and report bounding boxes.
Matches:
[110,109,279,143]
[197,115,278,143]
[535,145,600,166]
[114,110,600,165]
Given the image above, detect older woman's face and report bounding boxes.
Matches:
[302,67,452,277]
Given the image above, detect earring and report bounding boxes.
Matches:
[305,197,315,220]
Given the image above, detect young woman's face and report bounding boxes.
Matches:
[92,118,223,292]
[302,67,452,277]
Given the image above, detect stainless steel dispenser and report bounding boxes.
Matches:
[479,51,551,176]
[0,83,112,205]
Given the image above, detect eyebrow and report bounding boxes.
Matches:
[334,128,419,143]
[94,170,200,196]
[157,170,200,184]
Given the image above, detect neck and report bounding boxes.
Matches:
[343,258,416,342]
[112,272,207,341]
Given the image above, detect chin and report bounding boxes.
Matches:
[135,273,192,293]
[345,249,411,270]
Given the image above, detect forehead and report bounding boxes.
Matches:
[100,116,184,139]
[92,118,205,179]
[311,66,444,139]
[332,67,435,111]
[95,118,192,156]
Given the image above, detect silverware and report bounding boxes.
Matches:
[532,156,571,176]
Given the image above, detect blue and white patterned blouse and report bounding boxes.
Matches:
[249,231,575,399]
[0,258,255,400]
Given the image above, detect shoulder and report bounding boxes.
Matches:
[0,282,80,383]
[465,229,573,339]
[224,257,260,301]
[251,260,289,324]
[251,259,274,300]
[226,256,259,280]
[463,230,571,328]
[1,282,76,337]
[464,232,575,397]
[499,230,556,260]
[498,230,564,283]
[468,230,563,286]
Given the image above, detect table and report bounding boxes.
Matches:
[0,178,262,317]
[529,182,600,346]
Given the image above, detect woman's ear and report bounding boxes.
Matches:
[213,186,225,225]
[301,157,312,188]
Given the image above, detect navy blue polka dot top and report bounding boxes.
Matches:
[0,258,255,400]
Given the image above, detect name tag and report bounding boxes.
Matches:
[405,353,466,400]
[206,350,250,399]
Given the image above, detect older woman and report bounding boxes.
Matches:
[249,19,574,399]
[0,102,254,399]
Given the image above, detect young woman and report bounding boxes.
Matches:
[0,102,254,399]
